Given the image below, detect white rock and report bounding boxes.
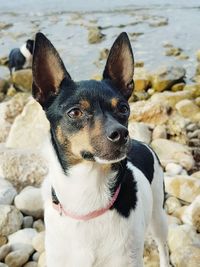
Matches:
[128,122,152,144]
[168,224,200,252]
[151,139,195,170]
[165,196,182,214]
[23,262,38,267]
[6,99,49,149]
[0,179,17,205]
[8,228,37,252]
[0,263,8,267]
[167,215,181,225]
[5,249,29,267]
[14,186,43,218]
[182,195,200,232]
[38,252,46,267]
[152,125,167,140]
[165,175,200,203]
[0,205,23,236]
[165,163,183,176]
[0,244,11,261]
[176,99,200,122]
[32,231,45,254]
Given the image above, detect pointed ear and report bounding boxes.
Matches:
[32,32,71,107]
[103,32,134,99]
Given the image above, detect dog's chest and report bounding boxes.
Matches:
[45,203,138,267]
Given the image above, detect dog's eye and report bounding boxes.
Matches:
[118,103,129,115]
[67,108,83,119]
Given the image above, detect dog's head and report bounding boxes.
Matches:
[32,32,134,168]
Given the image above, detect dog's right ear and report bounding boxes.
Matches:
[32,32,71,108]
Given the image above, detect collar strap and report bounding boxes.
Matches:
[52,185,121,221]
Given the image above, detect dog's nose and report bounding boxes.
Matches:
[107,127,129,144]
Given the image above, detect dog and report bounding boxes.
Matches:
[32,32,170,267]
[8,39,34,75]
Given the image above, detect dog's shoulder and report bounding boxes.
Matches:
[127,139,160,184]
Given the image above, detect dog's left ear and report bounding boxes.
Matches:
[103,32,134,99]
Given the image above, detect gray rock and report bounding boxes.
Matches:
[33,219,45,232]
[0,179,17,205]
[0,205,23,236]
[23,216,34,229]
[128,122,151,144]
[0,263,8,267]
[0,245,11,261]
[15,186,43,218]
[5,249,29,267]
[32,251,40,262]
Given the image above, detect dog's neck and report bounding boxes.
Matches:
[42,134,121,215]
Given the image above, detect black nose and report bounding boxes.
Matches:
[107,127,129,144]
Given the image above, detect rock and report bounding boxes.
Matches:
[15,186,43,218]
[32,231,45,254]
[0,245,11,261]
[0,123,11,143]
[23,216,34,229]
[171,83,185,92]
[38,252,46,267]
[0,93,30,124]
[150,66,185,92]
[134,61,144,68]
[33,219,45,232]
[0,23,13,30]
[0,236,7,247]
[152,125,167,140]
[196,49,200,62]
[144,235,159,267]
[6,99,49,149]
[0,205,23,236]
[175,99,200,122]
[165,197,181,214]
[11,69,33,91]
[151,139,194,170]
[177,53,189,60]
[8,228,37,252]
[129,101,169,125]
[128,122,151,144]
[149,18,168,27]
[0,263,8,267]
[192,171,200,179]
[165,175,200,203]
[5,249,29,267]
[182,195,200,231]
[134,68,151,92]
[168,224,200,252]
[170,245,200,267]
[88,27,105,44]
[183,83,200,98]
[6,85,17,97]
[23,262,38,267]
[196,64,200,75]
[195,96,200,106]
[32,251,40,262]
[167,215,181,225]
[0,78,9,94]
[0,179,17,205]
[165,47,182,57]
[0,56,9,67]
[165,163,183,176]
[99,48,109,60]
[150,90,195,108]
[0,147,48,191]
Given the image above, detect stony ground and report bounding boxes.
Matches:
[0,31,200,267]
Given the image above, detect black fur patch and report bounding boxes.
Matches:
[128,140,154,184]
[110,160,138,218]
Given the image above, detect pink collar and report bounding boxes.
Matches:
[52,185,121,221]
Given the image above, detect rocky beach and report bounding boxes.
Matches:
[0,1,200,266]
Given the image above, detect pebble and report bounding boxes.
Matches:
[0,245,11,261]
[0,263,8,267]
[38,252,46,267]
[14,186,43,218]
[23,216,34,229]
[0,179,17,205]
[32,231,45,254]
[32,251,40,262]
[128,122,152,144]
[23,262,38,267]
[5,249,29,267]
[0,205,23,236]
[165,163,183,176]
[33,219,45,232]
[152,125,167,140]
[165,197,181,214]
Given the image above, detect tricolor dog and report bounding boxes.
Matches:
[32,32,170,267]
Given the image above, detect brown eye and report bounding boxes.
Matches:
[68,108,83,118]
[118,103,129,115]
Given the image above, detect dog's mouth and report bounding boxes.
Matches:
[81,138,131,164]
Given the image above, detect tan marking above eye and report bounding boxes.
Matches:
[79,100,90,109]
[111,98,118,108]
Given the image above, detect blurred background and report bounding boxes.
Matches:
[0,1,200,267]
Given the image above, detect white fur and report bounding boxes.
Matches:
[41,136,169,267]
[20,43,32,68]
